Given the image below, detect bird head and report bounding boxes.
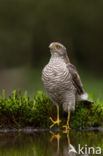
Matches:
[49,42,67,57]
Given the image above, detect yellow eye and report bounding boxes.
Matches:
[55,45,60,49]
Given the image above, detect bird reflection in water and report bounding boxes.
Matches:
[50,130,76,156]
[63,132,76,156]
[50,131,61,154]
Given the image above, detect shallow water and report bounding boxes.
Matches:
[0,130,103,156]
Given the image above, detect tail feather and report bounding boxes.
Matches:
[80,93,88,101]
[77,93,88,101]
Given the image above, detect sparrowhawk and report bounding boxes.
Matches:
[42,42,88,132]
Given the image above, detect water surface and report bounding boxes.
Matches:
[0,130,103,156]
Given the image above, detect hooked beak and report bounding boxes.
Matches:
[49,43,53,49]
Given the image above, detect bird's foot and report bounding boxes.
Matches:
[62,124,71,134]
[49,117,61,128]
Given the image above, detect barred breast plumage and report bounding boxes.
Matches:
[42,56,76,112]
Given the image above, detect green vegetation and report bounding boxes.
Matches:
[0,90,103,129]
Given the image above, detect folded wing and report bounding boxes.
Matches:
[67,63,84,95]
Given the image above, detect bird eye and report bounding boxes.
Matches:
[55,45,60,49]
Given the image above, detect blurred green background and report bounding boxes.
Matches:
[0,0,103,99]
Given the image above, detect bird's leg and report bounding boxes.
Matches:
[50,131,61,154]
[62,112,71,133]
[67,112,71,129]
[67,131,70,145]
[49,106,61,128]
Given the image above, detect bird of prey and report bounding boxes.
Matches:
[42,42,88,132]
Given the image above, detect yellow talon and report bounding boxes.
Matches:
[62,124,71,134]
[62,112,71,133]
[49,117,61,128]
[49,106,61,128]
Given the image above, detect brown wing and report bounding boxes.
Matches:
[67,63,84,95]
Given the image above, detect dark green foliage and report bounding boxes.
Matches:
[0,90,103,129]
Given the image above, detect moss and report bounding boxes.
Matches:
[0,90,103,129]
